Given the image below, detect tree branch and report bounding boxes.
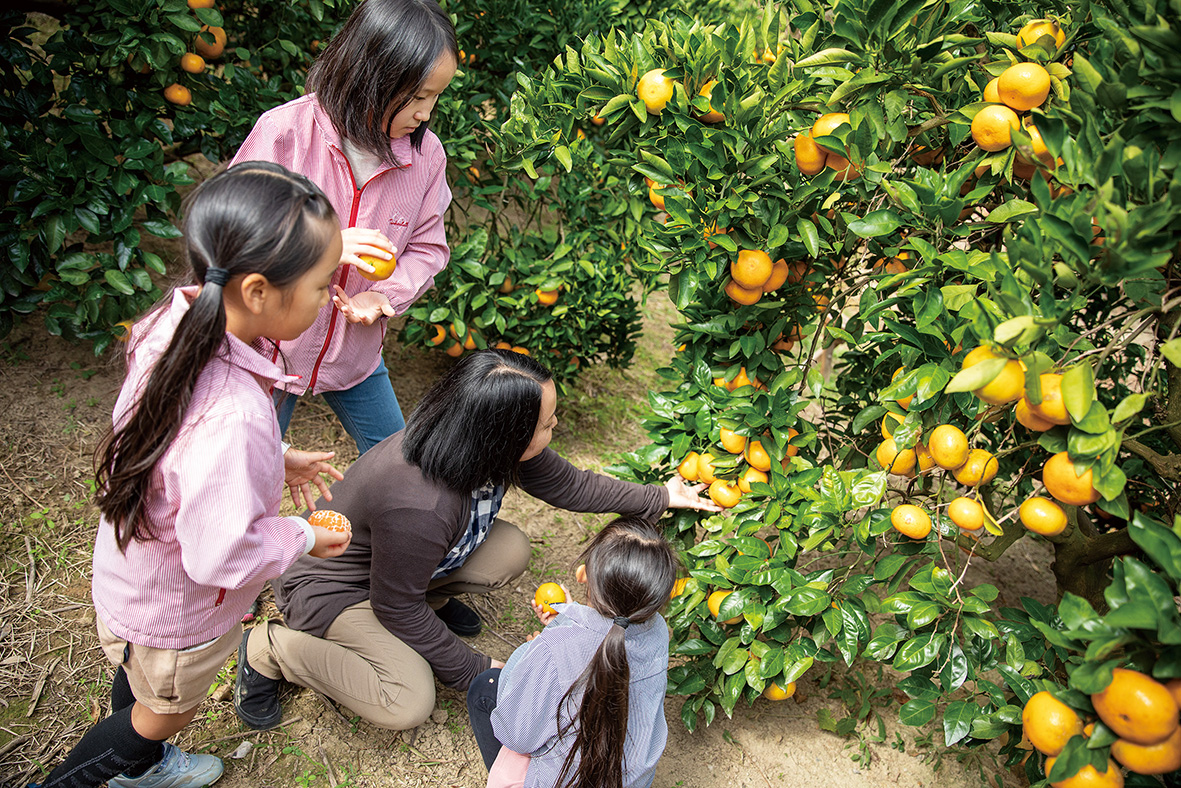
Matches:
[1078,528,1137,566]
[1122,439,1181,482]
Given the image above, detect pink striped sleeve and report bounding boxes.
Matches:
[168,410,306,590]
[366,148,452,314]
[230,112,290,169]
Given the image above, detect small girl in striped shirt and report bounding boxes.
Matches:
[33,162,353,788]
[467,516,681,788]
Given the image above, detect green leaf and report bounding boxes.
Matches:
[1112,393,1148,423]
[946,357,1005,393]
[796,218,820,257]
[986,200,1038,223]
[899,698,936,726]
[847,210,902,238]
[104,270,135,295]
[943,700,978,746]
[1160,339,1181,366]
[553,145,573,173]
[1129,513,1181,581]
[1062,362,1095,423]
[893,633,940,671]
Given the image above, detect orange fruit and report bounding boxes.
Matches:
[188,0,215,7]
[1023,690,1084,756]
[983,77,1001,103]
[1092,668,1180,746]
[949,497,985,531]
[498,276,514,294]
[697,452,719,485]
[358,253,397,281]
[648,184,666,210]
[724,280,762,306]
[892,367,913,410]
[704,222,727,248]
[738,466,768,494]
[678,451,701,481]
[1112,726,1181,775]
[426,324,446,346]
[729,367,754,390]
[591,113,606,126]
[876,438,917,476]
[1046,757,1125,788]
[180,53,206,74]
[1020,496,1068,536]
[670,577,690,599]
[783,427,800,459]
[915,443,936,473]
[744,440,772,472]
[308,509,352,533]
[534,582,567,615]
[962,345,1024,404]
[694,80,724,123]
[890,504,932,539]
[794,132,827,175]
[719,427,746,454]
[1028,373,1072,425]
[1017,120,1055,167]
[881,412,905,440]
[708,479,742,508]
[445,342,464,357]
[953,449,999,487]
[494,341,512,350]
[194,25,226,59]
[1043,452,1101,506]
[707,590,742,624]
[762,259,790,292]
[998,62,1052,111]
[971,104,1021,151]
[1016,397,1056,431]
[811,112,850,138]
[535,288,560,306]
[114,320,133,341]
[825,152,861,181]
[163,83,192,106]
[731,250,774,289]
[763,682,796,701]
[513,347,531,356]
[928,424,970,470]
[1017,19,1066,50]
[637,69,675,115]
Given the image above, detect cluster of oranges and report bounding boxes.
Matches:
[725,249,789,305]
[425,322,536,358]
[793,112,860,181]
[970,19,1064,178]
[883,342,1102,543]
[164,0,228,106]
[1022,667,1181,784]
[635,69,725,124]
[677,419,800,511]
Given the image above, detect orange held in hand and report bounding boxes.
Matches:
[358,253,396,281]
[308,509,352,534]
[534,582,566,615]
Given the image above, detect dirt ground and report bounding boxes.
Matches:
[0,285,1049,787]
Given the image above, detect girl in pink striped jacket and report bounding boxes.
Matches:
[32,163,353,788]
[231,0,460,455]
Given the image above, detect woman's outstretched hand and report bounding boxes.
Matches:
[665,475,724,512]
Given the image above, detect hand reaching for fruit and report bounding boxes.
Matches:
[283,448,344,511]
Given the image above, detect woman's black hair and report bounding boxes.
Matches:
[95,162,338,552]
[402,349,554,492]
[307,0,458,163]
[554,516,680,788]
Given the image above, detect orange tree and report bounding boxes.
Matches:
[0,0,343,350]
[493,0,1181,780]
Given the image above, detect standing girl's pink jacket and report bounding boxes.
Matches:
[231,93,452,396]
[91,287,313,650]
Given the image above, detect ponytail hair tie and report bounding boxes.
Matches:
[613,615,631,629]
[204,267,231,287]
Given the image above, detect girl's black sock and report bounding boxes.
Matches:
[37,705,163,788]
[110,666,135,713]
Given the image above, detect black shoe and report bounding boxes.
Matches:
[435,599,482,637]
[234,629,282,730]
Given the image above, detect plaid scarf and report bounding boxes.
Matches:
[432,482,506,579]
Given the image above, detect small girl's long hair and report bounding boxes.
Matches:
[554,516,679,788]
[307,0,457,162]
[95,162,337,551]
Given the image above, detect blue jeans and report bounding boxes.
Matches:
[467,667,502,770]
[274,356,405,454]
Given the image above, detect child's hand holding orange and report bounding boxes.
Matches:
[308,510,352,558]
[532,582,569,626]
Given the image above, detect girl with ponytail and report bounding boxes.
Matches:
[33,162,353,788]
[467,516,680,788]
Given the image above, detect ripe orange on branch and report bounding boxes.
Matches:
[637,69,674,115]
[961,345,1024,404]
[1027,373,1072,425]
[1111,727,1181,775]
[707,590,741,624]
[997,62,1052,111]
[1091,668,1180,746]
[1017,19,1066,49]
[194,25,226,59]
[708,479,741,508]
[794,132,827,175]
[180,53,206,74]
[890,505,932,539]
[763,682,796,701]
[928,424,970,470]
[953,449,999,487]
[731,250,773,289]
[164,83,192,106]
[1042,451,1101,506]
[948,497,985,531]
[693,80,724,123]
[1023,690,1083,756]
[677,451,701,481]
[971,105,1021,151]
[1019,496,1068,536]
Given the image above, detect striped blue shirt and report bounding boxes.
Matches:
[491,601,669,788]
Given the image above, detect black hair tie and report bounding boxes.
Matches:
[204,267,231,287]
[613,615,630,629]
